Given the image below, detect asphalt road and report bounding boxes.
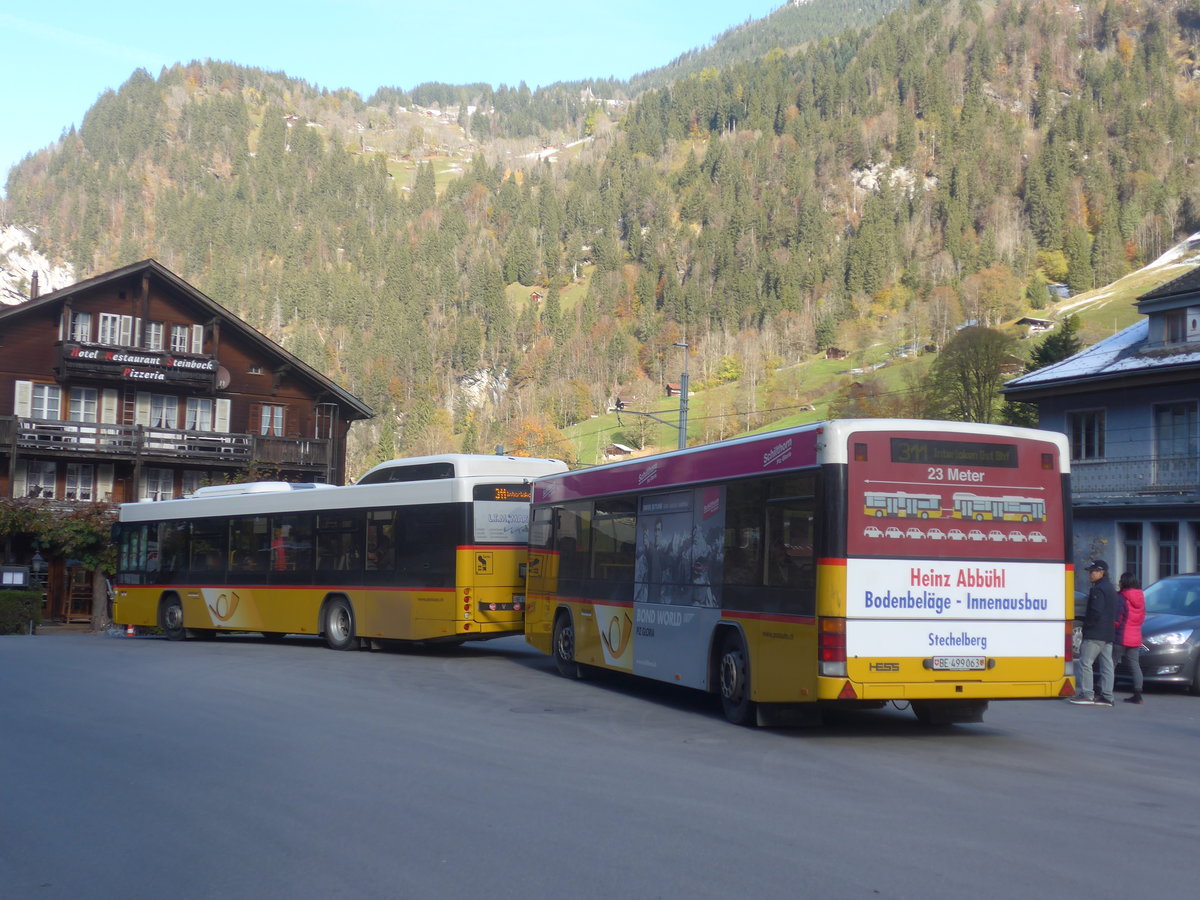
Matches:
[2,632,1196,899]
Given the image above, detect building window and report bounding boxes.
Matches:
[259,404,285,436]
[144,321,164,351]
[1119,522,1143,588]
[27,461,57,499]
[1067,409,1105,461]
[1164,310,1187,345]
[69,387,99,423]
[186,397,213,431]
[31,384,62,420]
[181,471,214,496]
[65,464,95,501]
[1153,401,1198,487]
[98,313,134,346]
[1156,522,1180,580]
[149,395,179,429]
[170,324,189,353]
[69,311,92,342]
[143,468,174,501]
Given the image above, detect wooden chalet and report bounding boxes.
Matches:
[0,259,372,622]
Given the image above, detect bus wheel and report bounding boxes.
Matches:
[160,594,186,641]
[718,632,755,726]
[323,598,357,651]
[552,612,582,679]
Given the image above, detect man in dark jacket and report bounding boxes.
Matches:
[1069,560,1120,706]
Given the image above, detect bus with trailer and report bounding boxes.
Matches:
[524,420,1075,726]
[112,454,567,649]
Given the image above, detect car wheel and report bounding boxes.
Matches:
[1191,651,1200,696]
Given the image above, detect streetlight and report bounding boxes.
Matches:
[674,341,689,450]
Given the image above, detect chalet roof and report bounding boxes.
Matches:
[0,258,372,419]
[1002,319,1200,398]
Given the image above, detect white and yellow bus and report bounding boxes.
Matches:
[113,454,566,649]
[525,420,1075,726]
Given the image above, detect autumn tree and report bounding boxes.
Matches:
[926,326,1018,423]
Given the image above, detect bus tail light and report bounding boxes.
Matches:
[1064,621,1074,662]
[463,588,471,618]
[819,618,847,677]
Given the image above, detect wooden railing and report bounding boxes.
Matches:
[3,417,329,470]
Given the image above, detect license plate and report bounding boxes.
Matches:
[930,656,986,671]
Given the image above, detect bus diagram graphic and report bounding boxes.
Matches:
[863,489,1046,522]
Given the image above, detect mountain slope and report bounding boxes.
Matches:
[4,0,1200,476]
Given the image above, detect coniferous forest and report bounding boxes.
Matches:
[5,0,1200,476]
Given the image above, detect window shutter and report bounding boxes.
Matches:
[248,403,264,435]
[14,381,32,417]
[119,315,134,345]
[215,398,231,432]
[12,461,27,499]
[284,408,299,438]
[98,464,115,502]
[191,325,204,354]
[58,313,65,342]
[101,389,119,424]
[134,392,151,426]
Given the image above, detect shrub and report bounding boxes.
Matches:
[0,590,43,635]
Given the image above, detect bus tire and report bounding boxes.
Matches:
[552,611,582,679]
[160,593,186,641]
[323,597,357,651]
[718,631,755,726]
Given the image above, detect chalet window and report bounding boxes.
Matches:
[150,395,179,429]
[69,311,92,342]
[144,321,164,351]
[186,397,213,432]
[259,404,285,436]
[1067,409,1105,461]
[142,468,174,501]
[182,471,211,496]
[65,464,95,501]
[98,313,135,347]
[31,384,62,420]
[1153,401,1198,487]
[69,387,99,423]
[1164,310,1187,345]
[170,325,189,353]
[27,461,57,499]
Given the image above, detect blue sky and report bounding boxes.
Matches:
[0,1,781,189]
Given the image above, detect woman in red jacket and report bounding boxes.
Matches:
[1114,572,1147,704]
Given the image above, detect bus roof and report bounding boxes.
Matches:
[119,454,567,523]
[356,453,567,485]
[531,419,1069,502]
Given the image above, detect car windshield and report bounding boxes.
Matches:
[1143,577,1200,616]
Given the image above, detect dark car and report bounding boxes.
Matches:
[1120,574,1200,694]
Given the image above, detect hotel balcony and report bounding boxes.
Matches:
[0,416,330,473]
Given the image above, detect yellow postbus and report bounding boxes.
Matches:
[113,454,566,649]
[525,420,1075,726]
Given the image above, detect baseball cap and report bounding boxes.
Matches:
[1084,559,1109,572]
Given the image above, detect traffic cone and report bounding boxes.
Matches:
[125,624,135,637]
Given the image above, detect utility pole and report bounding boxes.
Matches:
[674,341,689,450]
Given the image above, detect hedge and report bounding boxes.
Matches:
[0,589,43,634]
